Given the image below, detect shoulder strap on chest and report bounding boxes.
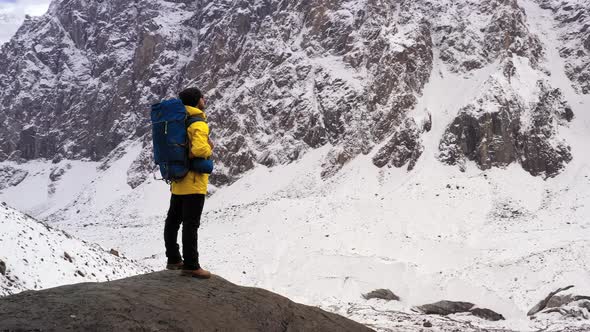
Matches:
[186,116,207,128]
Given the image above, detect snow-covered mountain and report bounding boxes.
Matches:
[0,202,151,296]
[1,0,586,185]
[1,0,590,330]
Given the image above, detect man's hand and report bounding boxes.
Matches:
[208,137,214,150]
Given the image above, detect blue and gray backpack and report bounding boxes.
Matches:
[151,98,213,181]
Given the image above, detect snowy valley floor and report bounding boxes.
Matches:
[2,140,589,331]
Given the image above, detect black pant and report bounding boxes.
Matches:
[164,194,205,270]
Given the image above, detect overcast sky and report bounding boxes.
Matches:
[0,0,51,44]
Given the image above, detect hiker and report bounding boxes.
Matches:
[163,87,212,279]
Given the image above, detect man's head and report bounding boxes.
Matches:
[179,87,206,110]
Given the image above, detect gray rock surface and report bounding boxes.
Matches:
[470,308,506,321]
[534,0,590,94]
[438,80,573,177]
[528,285,574,316]
[0,270,374,332]
[415,300,505,321]
[526,285,590,322]
[0,165,28,190]
[362,288,401,301]
[415,300,476,315]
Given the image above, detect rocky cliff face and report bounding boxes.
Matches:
[535,0,590,94]
[0,0,586,186]
[438,74,573,177]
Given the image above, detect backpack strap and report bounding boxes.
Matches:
[186,116,206,128]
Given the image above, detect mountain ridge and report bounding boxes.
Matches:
[0,0,587,186]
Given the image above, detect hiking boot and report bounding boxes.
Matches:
[181,268,211,279]
[166,261,184,270]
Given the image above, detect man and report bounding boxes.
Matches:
[164,87,212,279]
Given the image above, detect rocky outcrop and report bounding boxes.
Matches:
[0,270,373,332]
[126,136,154,189]
[362,288,401,301]
[529,285,576,316]
[373,118,424,171]
[434,0,577,178]
[528,285,590,323]
[534,0,590,94]
[439,106,520,170]
[439,77,573,178]
[434,0,543,73]
[414,300,505,321]
[0,165,28,190]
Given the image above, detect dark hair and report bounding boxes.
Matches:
[178,87,202,107]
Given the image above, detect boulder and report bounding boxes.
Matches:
[362,288,401,301]
[0,270,373,332]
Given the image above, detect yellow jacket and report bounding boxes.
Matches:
[170,105,212,195]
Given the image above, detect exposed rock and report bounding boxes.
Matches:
[528,285,575,316]
[47,183,56,196]
[503,59,517,81]
[414,300,504,321]
[0,271,373,332]
[63,252,73,263]
[422,112,432,133]
[0,166,28,190]
[439,105,520,172]
[470,308,505,321]
[0,259,6,276]
[415,300,475,315]
[347,302,527,331]
[126,136,155,189]
[98,144,130,171]
[534,298,590,321]
[362,288,400,301]
[518,86,573,177]
[321,146,357,179]
[546,294,590,309]
[49,166,66,182]
[109,249,120,257]
[373,118,424,171]
[534,0,590,94]
[439,78,573,177]
[527,286,590,323]
[434,0,543,73]
[482,0,544,67]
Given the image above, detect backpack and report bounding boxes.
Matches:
[151,98,213,181]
